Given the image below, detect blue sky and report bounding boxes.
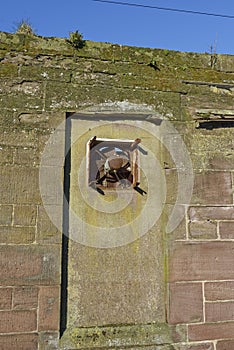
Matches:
[1,0,234,54]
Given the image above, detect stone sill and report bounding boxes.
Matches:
[60,323,186,349]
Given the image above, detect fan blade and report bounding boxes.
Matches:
[96,174,107,185]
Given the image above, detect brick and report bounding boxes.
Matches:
[0,288,12,309]
[217,340,234,350]
[0,128,37,147]
[170,324,187,343]
[189,207,234,221]
[0,63,18,78]
[218,55,234,72]
[39,332,59,350]
[38,286,60,331]
[19,111,64,130]
[168,283,203,324]
[118,346,176,350]
[169,242,234,282]
[205,281,234,301]
[14,81,42,95]
[208,153,234,171]
[206,301,234,322]
[0,166,40,204]
[0,92,43,110]
[0,205,12,225]
[0,226,35,244]
[188,322,234,341]
[182,92,234,117]
[219,221,234,239]
[0,146,13,164]
[191,152,233,172]
[185,130,233,156]
[178,345,214,350]
[0,79,12,94]
[0,310,37,332]
[14,204,37,226]
[13,147,37,165]
[189,221,217,239]
[13,286,38,310]
[192,171,232,204]
[0,333,38,350]
[46,81,162,111]
[71,71,112,86]
[0,245,60,285]
[20,65,71,82]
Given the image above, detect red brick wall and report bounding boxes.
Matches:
[0,246,60,349]
[0,138,61,348]
[168,172,234,348]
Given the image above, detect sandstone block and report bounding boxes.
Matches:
[182,90,234,113]
[0,166,41,204]
[14,204,37,226]
[207,153,234,171]
[205,281,234,301]
[60,323,186,349]
[68,229,165,327]
[0,93,43,110]
[0,63,18,78]
[71,279,165,327]
[205,301,234,322]
[188,322,234,341]
[0,205,12,225]
[217,340,234,350]
[0,288,12,310]
[20,64,71,83]
[11,81,43,97]
[192,171,232,205]
[0,146,13,164]
[13,286,38,310]
[189,220,217,239]
[0,129,37,147]
[169,242,234,282]
[0,225,35,244]
[38,286,60,331]
[219,221,234,239]
[176,344,214,350]
[19,111,65,130]
[0,245,60,285]
[39,332,59,350]
[168,283,203,324]
[189,207,234,221]
[0,333,38,350]
[0,310,37,333]
[13,147,37,166]
[217,55,234,72]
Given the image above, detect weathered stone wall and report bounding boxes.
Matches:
[0,31,234,350]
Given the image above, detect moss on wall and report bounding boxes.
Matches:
[0,31,234,350]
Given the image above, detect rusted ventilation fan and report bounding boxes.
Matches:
[87,137,146,195]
